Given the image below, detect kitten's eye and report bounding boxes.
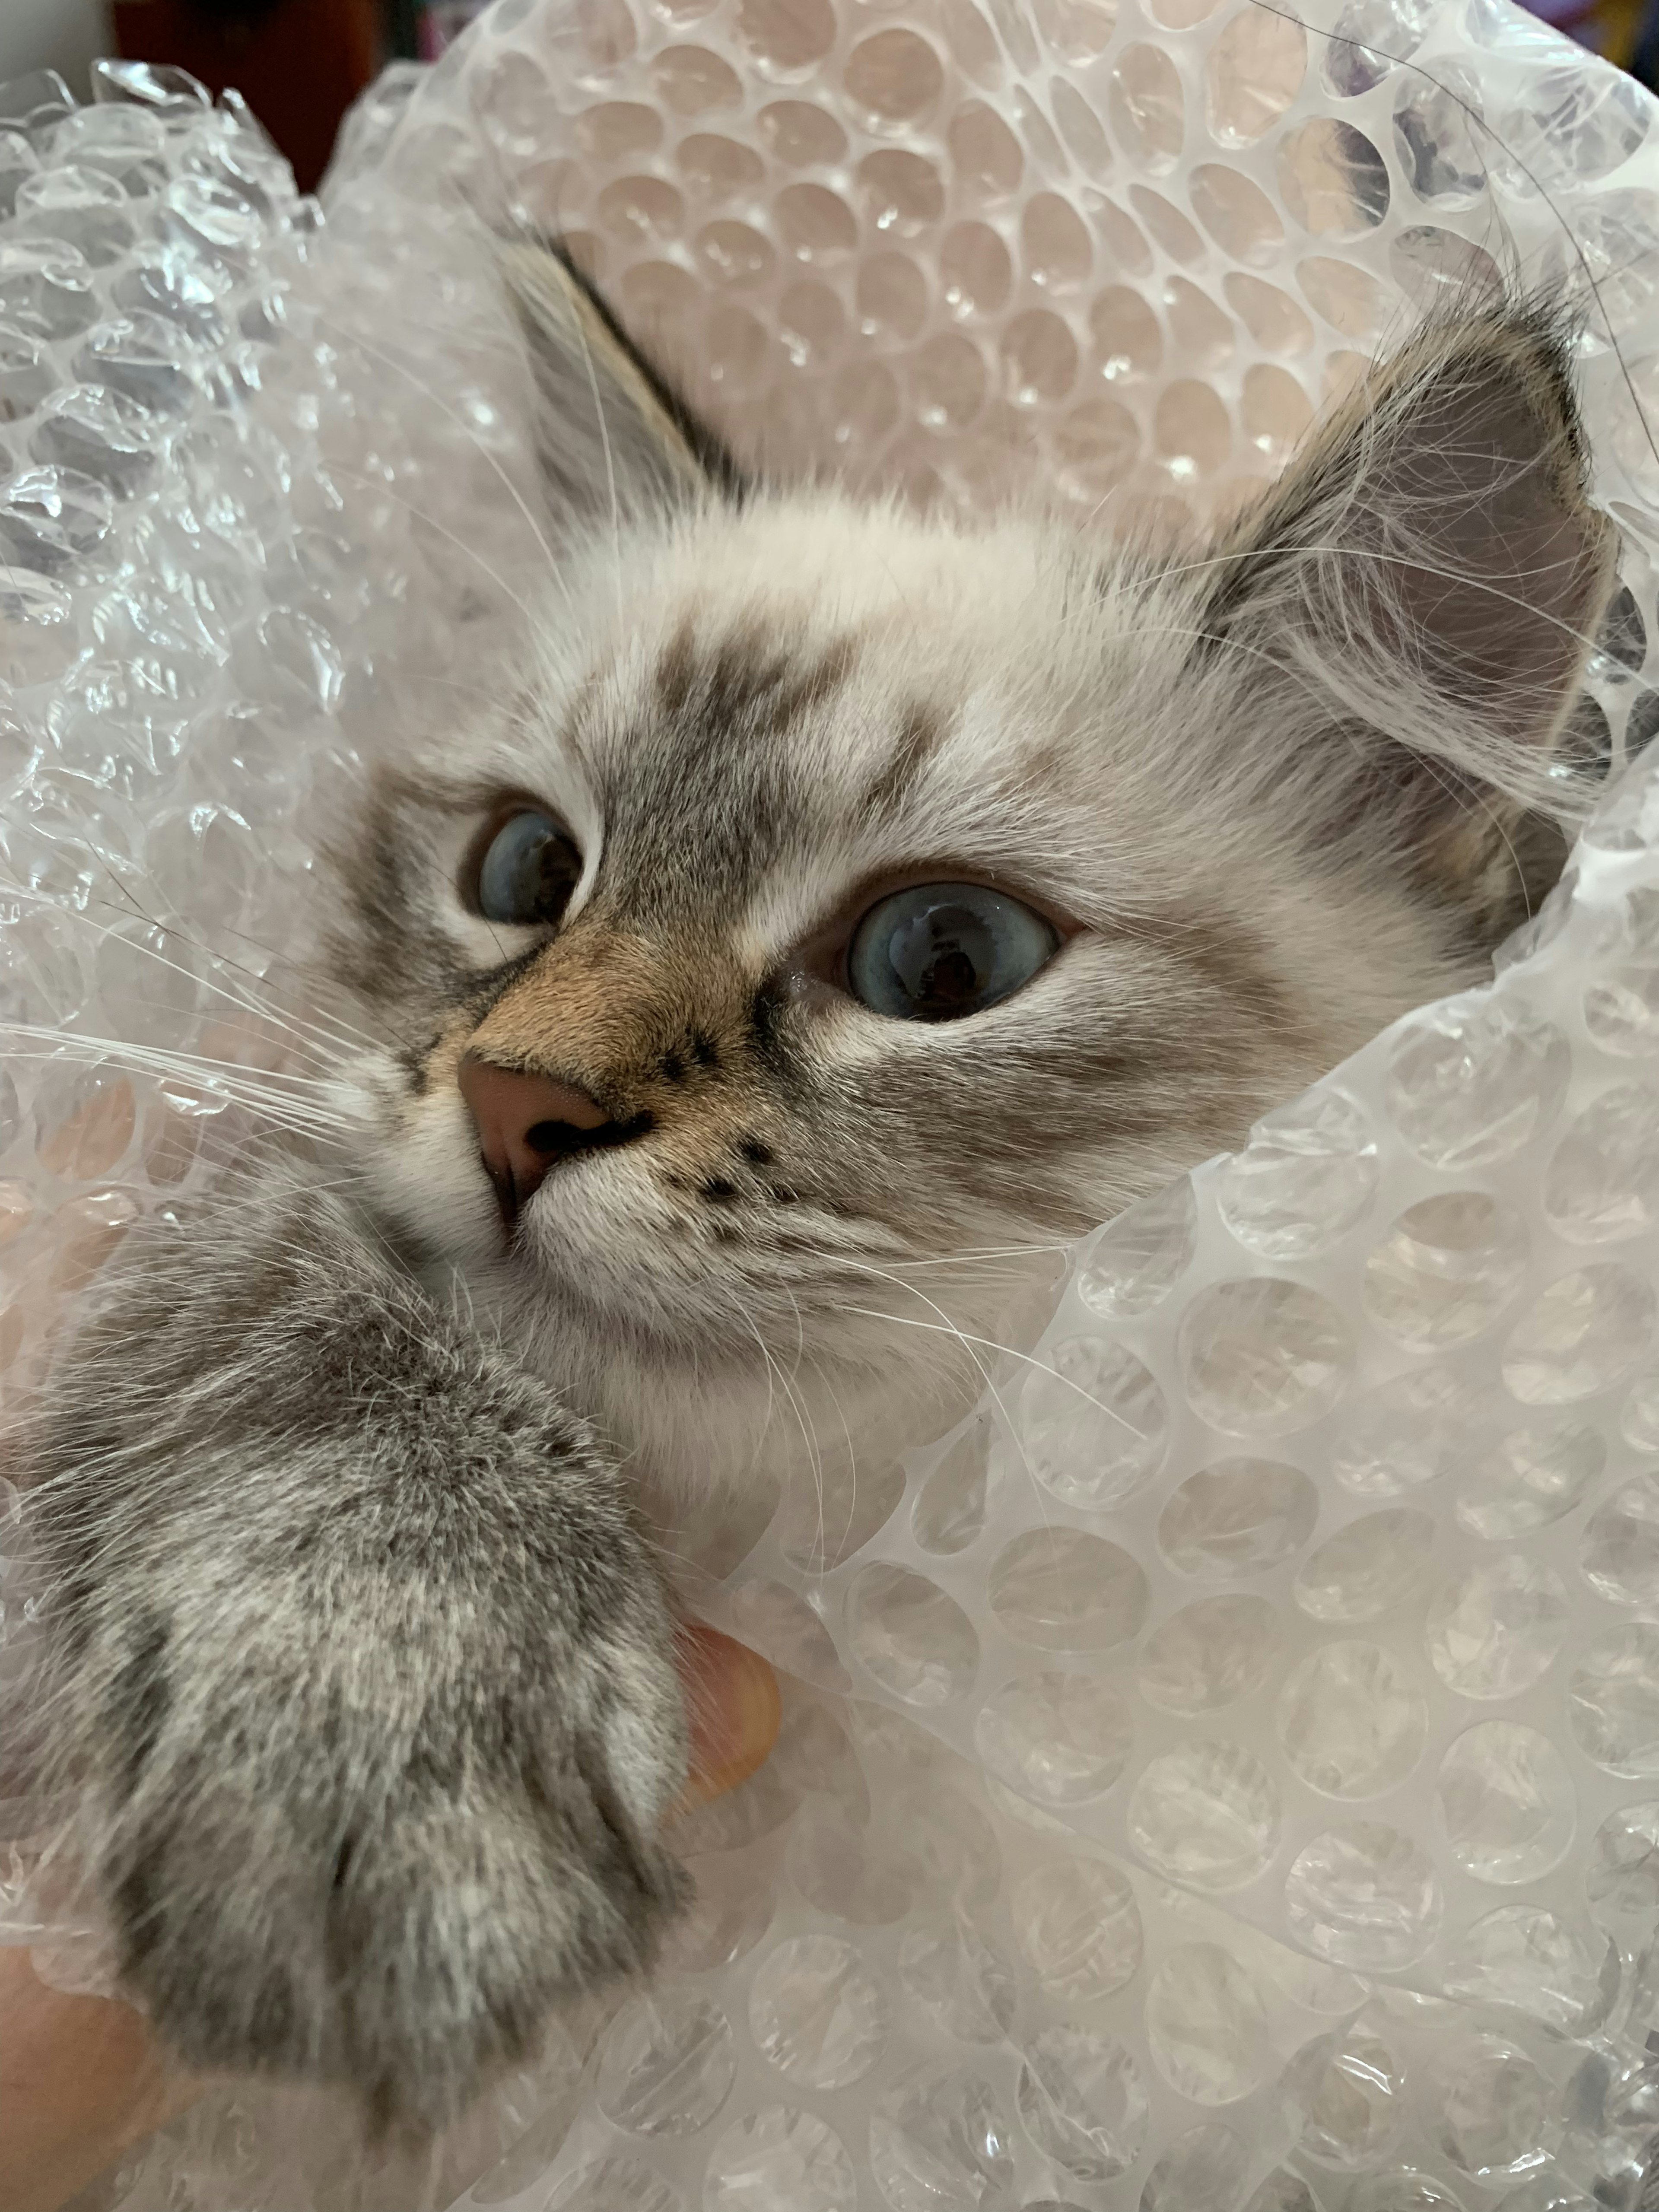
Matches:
[472,809,582,926]
[847,882,1058,1021]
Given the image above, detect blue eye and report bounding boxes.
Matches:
[473,809,582,926]
[847,882,1059,1021]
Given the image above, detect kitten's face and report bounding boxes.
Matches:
[343,505,1352,1364]
[326,263,1613,1502]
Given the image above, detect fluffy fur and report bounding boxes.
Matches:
[24,249,1618,2127]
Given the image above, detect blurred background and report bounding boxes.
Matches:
[3,0,1659,201]
[0,0,493,192]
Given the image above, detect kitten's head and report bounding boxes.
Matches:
[330,247,1615,1505]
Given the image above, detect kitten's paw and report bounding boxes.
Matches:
[83,1538,689,2127]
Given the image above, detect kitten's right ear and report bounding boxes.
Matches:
[498,237,747,528]
[1193,295,1616,824]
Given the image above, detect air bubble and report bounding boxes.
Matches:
[848,1564,978,1706]
[1181,1278,1354,1439]
[1437,1723,1577,1885]
[651,44,743,114]
[1140,2126,1249,2212]
[868,2064,1013,2212]
[1128,1740,1281,1889]
[1503,1264,1655,1403]
[999,307,1078,404]
[1426,1555,1568,1698]
[1325,0,1434,92]
[1587,1800,1659,1912]
[1012,1857,1142,1998]
[1386,1001,1569,1170]
[939,222,1013,319]
[975,1667,1133,1802]
[597,1993,737,2136]
[1389,224,1500,305]
[1017,1333,1166,1509]
[1136,1595,1280,1713]
[1296,2028,1405,2169]
[1285,1822,1443,1969]
[1052,396,1140,497]
[543,2159,682,2212]
[988,1526,1147,1651]
[1580,1483,1659,1604]
[1189,163,1287,267]
[1109,46,1185,172]
[1157,1458,1318,1577]
[729,1580,851,1694]
[1278,1641,1427,1799]
[1443,1905,1619,2034]
[1568,1623,1659,1775]
[749,1935,890,2090]
[1496,62,1648,192]
[1035,0,1117,59]
[912,1421,992,1554]
[1242,362,1314,462]
[1141,186,1203,261]
[1363,1193,1528,1351]
[1333,1363,1484,1498]
[1075,1177,1196,1316]
[1543,1083,1659,1241]
[1588,966,1659,1055]
[1278,119,1391,236]
[704,2109,855,2212]
[1017,2025,1148,2180]
[1021,191,1092,291]
[1226,271,1315,353]
[898,1919,1016,2042]
[1144,1943,1270,2104]
[1623,1371,1659,1449]
[1295,1510,1436,1622]
[737,0,836,69]
[1456,1414,1603,1538]
[1205,8,1306,143]
[1434,2035,1556,2183]
[845,30,946,128]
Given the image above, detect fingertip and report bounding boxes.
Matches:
[674,1624,781,1811]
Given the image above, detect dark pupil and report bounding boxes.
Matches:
[517,832,576,917]
[887,903,992,1014]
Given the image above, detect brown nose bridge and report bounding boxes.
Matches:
[465,919,738,1091]
[466,922,670,1086]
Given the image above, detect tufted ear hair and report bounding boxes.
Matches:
[498,236,747,529]
[1195,294,1618,911]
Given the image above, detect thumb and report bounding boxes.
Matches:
[673,1624,781,1811]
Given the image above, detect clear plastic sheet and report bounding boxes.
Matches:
[9,3,1659,2205]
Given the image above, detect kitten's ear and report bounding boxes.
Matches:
[1200,297,1616,836]
[498,236,747,526]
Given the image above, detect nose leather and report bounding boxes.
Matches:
[457,1054,610,1224]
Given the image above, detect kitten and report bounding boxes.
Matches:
[23,248,1616,2128]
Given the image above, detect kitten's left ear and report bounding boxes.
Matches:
[499,236,747,529]
[1198,296,1617,833]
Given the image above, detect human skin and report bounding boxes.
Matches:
[1,1626,779,2212]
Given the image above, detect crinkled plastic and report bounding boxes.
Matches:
[9,4,1659,2208]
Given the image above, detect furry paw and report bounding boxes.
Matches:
[90,1569,687,2128]
[31,1209,692,2128]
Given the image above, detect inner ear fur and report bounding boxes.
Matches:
[1198,295,1618,841]
[498,235,748,529]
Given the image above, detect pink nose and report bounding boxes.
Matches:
[457,1055,610,1224]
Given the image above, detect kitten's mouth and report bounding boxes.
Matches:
[480,1153,521,1238]
[476,1113,653,1241]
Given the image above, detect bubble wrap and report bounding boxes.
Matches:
[12,1,1659,2205]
